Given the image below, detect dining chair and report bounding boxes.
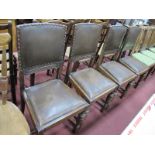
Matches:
[65,23,118,111]
[96,25,137,98]
[131,26,155,78]
[17,23,89,134]
[118,26,149,88]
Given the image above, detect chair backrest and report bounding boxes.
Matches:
[131,26,147,53]
[98,25,127,62]
[151,26,155,47]
[69,23,103,61]
[141,26,153,50]
[148,26,155,48]
[121,26,141,52]
[101,25,127,55]
[0,33,11,104]
[17,23,67,75]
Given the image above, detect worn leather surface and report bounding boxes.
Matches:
[0,101,30,135]
[119,56,149,75]
[99,61,137,85]
[132,52,155,67]
[141,50,155,60]
[69,68,117,102]
[122,26,141,51]
[149,47,155,53]
[102,25,127,54]
[70,23,102,60]
[17,23,67,74]
[24,79,88,132]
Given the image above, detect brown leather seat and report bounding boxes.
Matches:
[24,79,88,132]
[98,61,137,85]
[119,56,149,75]
[69,68,117,102]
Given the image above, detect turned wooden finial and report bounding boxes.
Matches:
[0,33,11,105]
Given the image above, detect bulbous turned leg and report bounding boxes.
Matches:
[134,75,144,88]
[120,81,134,98]
[47,69,55,76]
[143,68,153,81]
[30,73,35,86]
[150,67,155,75]
[47,69,50,75]
[20,95,25,113]
[100,91,118,112]
[73,108,89,134]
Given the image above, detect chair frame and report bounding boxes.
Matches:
[17,23,89,134]
[128,26,155,79]
[97,25,137,98]
[117,26,150,88]
[65,23,118,112]
[0,21,17,104]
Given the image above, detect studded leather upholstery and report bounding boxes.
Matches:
[69,68,117,102]
[24,80,88,132]
[101,25,127,55]
[17,23,89,133]
[121,26,141,51]
[119,56,149,75]
[70,23,102,61]
[17,23,67,75]
[98,61,137,85]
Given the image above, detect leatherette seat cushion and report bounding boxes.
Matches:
[24,79,88,132]
[132,52,155,67]
[119,56,149,75]
[141,50,155,60]
[149,47,155,53]
[98,61,137,85]
[69,68,117,103]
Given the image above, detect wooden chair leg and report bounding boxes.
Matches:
[100,90,118,112]
[13,55,18,84]
[30,73,35,86]
[143,68,153,81]
[65,61,80,84]
[122,51,126,57]
[38,131,44,135]
[68,80,72,88]
[20,94,25,113]
[93,54,99,65]
[73,108,89,134]
[150,67,155,75]
[128,49,132,56]
[10,74,17,104]
[9,53,17,104]
[72,61,80,72]
[47,69,50,75]
[47,69,55,76]
[64,61,71,84]
[134,74,144,88]
[120,81,133,98]
[31,129,38,135]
